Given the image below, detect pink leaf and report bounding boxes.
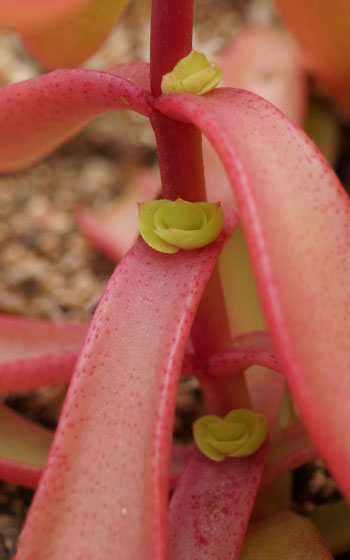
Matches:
[220,26,306,125]
[0,315,87,391]
[168,368,284,559]
[274,0,350,115]
[0,67,151,173]
[261,421,317,491]
[169,444,193,489]
[0,404,53,488]
[15,239,222,560]
[0,0,90,29]
[107,62,151,92]
[183,331,280,377]
[77,167,160,262]
[154,88,350,498]
[20,0,130,69]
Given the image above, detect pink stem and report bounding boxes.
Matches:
[150,111,207,202]
[150,0,194,97]
[150,0,206,203]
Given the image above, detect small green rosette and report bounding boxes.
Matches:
[193,409,268,462]
[161,50,223,95]
[139,198,224,253]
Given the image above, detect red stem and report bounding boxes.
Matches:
[150,110,206,201]
[150,0,249,411]
[150,0,194,97]
[150,0,206,203]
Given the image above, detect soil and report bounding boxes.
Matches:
[0,0,349,557]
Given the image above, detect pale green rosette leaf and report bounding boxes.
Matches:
[161,50,223,96]
[193,409,268,462]
[138,199,224,254]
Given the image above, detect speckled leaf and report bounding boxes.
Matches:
[20,0,130,69]
[15,239,222,560]
[0,404,53,488]
[274,0,350,114]
[168,368,284,560]
[220,26,306,124]
[0,66,151,173]
[155,88,350,498]
[0,315,87,391]
[183,332,280,377]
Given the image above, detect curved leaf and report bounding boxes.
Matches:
[0,315,87,391]
[0,404,53,488]
[15,239,222,560]
[0,0,89,29]
[274,0,350,114]
[168,368,284,560]
[0,66,151,173]
[154,88,350,498]
[183,332,280,377]
[261,421,317,491]
[77,167,160,262]
[20,0,130,69]
[221,26,306,124]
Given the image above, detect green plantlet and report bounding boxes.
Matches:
[161,50,223,95]
[138,198,224,253]
[193,409,268,461]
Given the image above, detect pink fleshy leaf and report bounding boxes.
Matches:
[261,421,317,491]
[0,404,53,488]
[0,0,90,29]
[183,331,280,377]
[168,368,284,560]
[203,25,306,227]
[0,315,87,391]
[0,67,151,173]
[107,62,151,92]
[274,0,350,115]
[15,239,222,560]
[154,88,350,498]
[20,0,130,69]
[77,167,160,262]
[169,444,193,490]
[220,26,306,125]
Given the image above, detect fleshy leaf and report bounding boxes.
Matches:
[15,239,222,560]
[77,168,160,262]
[20,0,130,69]
[0,66,151,173]
[168,368,284,560]
[240,510,332,559]
[220,26,306,125]
[169,444,193,489]
[0,0,90,28]
[183,332,280,377]
[261,421,317,491]
[154,88,350,498]
[0,315,87,391]
[274,0,350,114]
[0,404,53,488]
